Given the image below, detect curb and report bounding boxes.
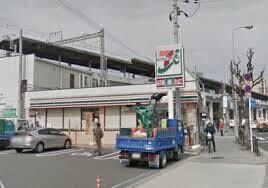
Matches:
[184,146,204,156]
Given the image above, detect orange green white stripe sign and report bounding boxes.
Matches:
[155,44,185,88]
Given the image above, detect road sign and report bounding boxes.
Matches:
[223,96,228,108]
[155,44,185,88]
[243,73,253,98]
[249,98,257,109]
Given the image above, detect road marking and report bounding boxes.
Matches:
[94,151,119,159]
[36,149,84,157]
[0,150,15,155]
[71,152,92,157]
[111,172,154,188]
[0,180,6,188]
[257,137,266,141]
[95,155,119,160]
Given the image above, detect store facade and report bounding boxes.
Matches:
[25,71,201,145]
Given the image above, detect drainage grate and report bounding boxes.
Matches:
[211,156,224,160]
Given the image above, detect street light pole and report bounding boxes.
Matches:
[18,29,23,120]
[231,25,253,139]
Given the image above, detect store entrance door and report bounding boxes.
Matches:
[82,108,99,146]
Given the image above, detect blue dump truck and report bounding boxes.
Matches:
[0,119,15,148]
[116,94,185,169]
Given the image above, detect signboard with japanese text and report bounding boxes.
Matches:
[84,112,93,135]
[155,44,185,88]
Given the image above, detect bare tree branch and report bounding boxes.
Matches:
[247,48,254,78]
[253,69,264,87]
[233,58,243,81]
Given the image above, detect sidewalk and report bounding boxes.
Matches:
[136,134,268,188]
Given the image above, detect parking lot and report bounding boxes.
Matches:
[0,148,188,188]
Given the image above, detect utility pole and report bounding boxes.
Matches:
[230,61,239,138]
[173,0,179,44]
[100,28,107,86]
[173,0,182,120]
[18,29,23,120]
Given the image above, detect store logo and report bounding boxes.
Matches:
[157,49,181,74]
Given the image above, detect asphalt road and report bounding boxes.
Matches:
[0,148,188,188]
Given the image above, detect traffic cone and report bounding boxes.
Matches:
[96,176,101,188]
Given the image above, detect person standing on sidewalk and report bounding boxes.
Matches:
[219,119,224,136]
[204,120,216,152]
[93,123,104,156]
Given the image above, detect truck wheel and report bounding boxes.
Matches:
[180,145,185,153]
[173,150,179,161]
[129,160,137,167]
[160,152,167,168]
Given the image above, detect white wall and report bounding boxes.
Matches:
[34,59,61,90]
[64,108,81,130]
[61,68,80,89]
[0,54,34,117]
[105,106,120,130]
[34,58,93,90]
[121,106,136,128]
[47,108,63,129]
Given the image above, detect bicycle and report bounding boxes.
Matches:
[199,132,206,146]
[207,133,213,154]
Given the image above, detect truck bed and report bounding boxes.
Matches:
[116,134,177,153]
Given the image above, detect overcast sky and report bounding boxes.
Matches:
[0,0,267,81]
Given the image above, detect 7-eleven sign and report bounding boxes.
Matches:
[155,44,185,88]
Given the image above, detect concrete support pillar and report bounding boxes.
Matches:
[122,66,126,78]
[209,101,213,121]
[88,59,93,72]
[175,89,181,120]
[88,62,91,72]
[59,54,62,89]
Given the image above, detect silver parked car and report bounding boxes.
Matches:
[11,128,72,153]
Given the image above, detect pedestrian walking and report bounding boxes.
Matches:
[215,118,220,132]
[219,119,224,136]
[93,123,104,156]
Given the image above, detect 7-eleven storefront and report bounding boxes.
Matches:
[25,83,201,146]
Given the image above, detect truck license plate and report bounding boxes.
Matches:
[132,153,141,159]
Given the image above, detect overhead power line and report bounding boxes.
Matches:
[0,23,48,39]
[55,0,152,62]
[55,0,102,31]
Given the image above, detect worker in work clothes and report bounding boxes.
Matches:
[93,123,104,156]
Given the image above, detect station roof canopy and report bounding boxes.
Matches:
[199,76,268,101]
[0,37,155,77]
